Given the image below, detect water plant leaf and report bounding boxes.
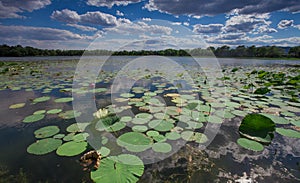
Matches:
[66,123,81,133]
[56,141,87,156]
[33,110,46,115]
[91,154,144,183]
[132,125,148,132]
[254,87,270,95]
[58,110,81,119]
[165,132,181,140]
[117,132,152,152]
[237,138,264,151]
[276,128,300,138]
[46,109,62,114]
[148,120,174,132]
[54,97,73,103]
[97,146,110,157]
[32,96,50,104]
[9,103,25,109]
[27,138,62,155]
[261,113,289,124]
[23,114,45,123]
[34,126,60,138]
[152,143,172,153]
[239,114,275,142]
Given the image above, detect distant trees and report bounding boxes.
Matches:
[0,44,299,58]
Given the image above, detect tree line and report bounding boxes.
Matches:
[0,44,299,58]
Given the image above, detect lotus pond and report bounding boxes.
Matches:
[0,56,299,183]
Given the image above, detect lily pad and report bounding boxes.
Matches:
[132,125,148,132]
[165,132,181,140]
[97,146,110,157]
[66,123,81,133]
[58,110,81,119]
[148,120,174,132]
[9,103,25,109]
[54,97,73,103]
[237,138,264,151]
[56,141,87,156]
[47,109,62,114]
[117,132,152,152]
[32,96,51,103]
[239,114,275,142]
[23,114,45,123]
[33,110,46,115]
[152,143,172,153]
[91,154,144,183]
[276,128,300,138]
[27,138,62,155]
[34,126,60,138]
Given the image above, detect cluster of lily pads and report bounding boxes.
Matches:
[2,60,300,183]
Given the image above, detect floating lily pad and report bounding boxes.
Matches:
[120,93,135,98]
[262,113,289,124]
[63,133,75,141]
[239,113,275,143]
[105,122,126,132]
[146,130,160,137]
[34,126,60,139]
[132,125,148,132]
[54,97,73,103]
[117,132,152,152]
[32,96,51,103]
[237,138,264,151]
[58,110,81,119]
[33,110,46,115]
[9,103,25,109]
[66,123,81,133]
[120,116,132,122]
[27,138,62,155]
[291,120,300,127]
[46,109,62,114]
[254,87,270,95]
[276,128,300,138]
[152,143,172,153]
[72,133,89,142]
[23,114,45,123]
[53,134,65,139]
[91,154,144,183]
[165,132,181,140]
[56,141,87,156]
[97,146,110,157]
[148,120,174,132]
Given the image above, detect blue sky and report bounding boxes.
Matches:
[0,0,299,50]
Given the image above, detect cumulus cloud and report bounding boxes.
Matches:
[193,24,223,34]
[0,0,51,18]
[223,13,274,33]
[0,25,90,41]
[87,0,141,8]
[144,0,300,16]
[116,10,124,16]
[103,21,173,35]
[277,19,294,29]
[51,9,121,26]
[66,24,97,32]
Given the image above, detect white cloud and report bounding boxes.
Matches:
[142,18,152,21]
[66,24,98,32]
[293,24,300,30]
[183,22,190,26]
[116,10,124,16]
[51,9,121,26]
[277,19,294,29]
[87,0,141,8]
[223,13,274,34]
[193,24,224,34]
[0,0,51,19]
[144,0,300,16]
[104,21,173,35]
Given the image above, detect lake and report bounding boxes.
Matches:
[0,56,299,183]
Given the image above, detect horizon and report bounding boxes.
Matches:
[0,0,299,50]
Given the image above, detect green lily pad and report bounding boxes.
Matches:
[56,141,87,156]
[117,132,152,152]
[291,120,300,127]
[97,146,110,157]
[91,154,144,183]
[34,126,60,138]
[237,138,264,151]
[105,122,126,132]
[254,87,270,95]
[72,133,89,142]
[120,93,135,98]
[152,143,172,153]
[66,123,81,133]
[58,110,81,119]
[54,97,73,103]
[261,113,289,124]
[276,128,300,138]
[33,110,46,115]
[132,125,148,132]
[63,133,75,141]
[32,96,51,103]
[146,130,160,137]
[239,114,275,142]
[27,138,62,155]
[47,109,63,114]
[165,132,181,140]
[148,120,174,132]
[53,134,65,139]
[120,116,132,122]
[9,103,25,109]
[23,114,45,123]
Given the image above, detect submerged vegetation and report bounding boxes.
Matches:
[0,59,299,182]
[1,44,300,58]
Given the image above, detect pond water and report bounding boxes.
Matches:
[0,56,299,183]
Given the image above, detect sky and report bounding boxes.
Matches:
[0,0,299,50]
